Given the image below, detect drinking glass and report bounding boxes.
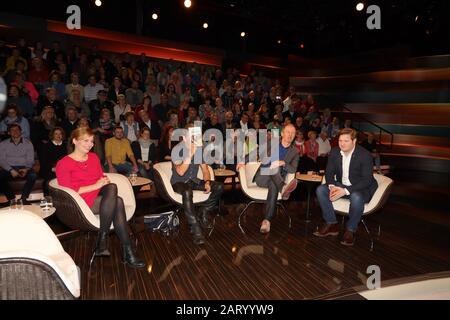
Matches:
[9,199,17,210]
[45,196,53,209]
[129,173,137,184]
[40,198,48,211]
[16,199,23,210]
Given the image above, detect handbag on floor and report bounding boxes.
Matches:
[144,210,179,235]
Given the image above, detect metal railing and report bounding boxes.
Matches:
[315,94,394,149]
[340,105,394,149]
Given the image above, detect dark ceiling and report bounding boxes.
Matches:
[2,0,449,58]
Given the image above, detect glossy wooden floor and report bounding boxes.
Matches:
[51,170,450,300]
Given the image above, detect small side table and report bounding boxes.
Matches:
[296,173,323,222]
[213,169,236,215]
[0,204,56,219]
[130,177,152,192]
[213,169,237,188]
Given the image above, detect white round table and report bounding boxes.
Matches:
[0,204,56,219]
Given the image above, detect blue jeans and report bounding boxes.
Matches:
[373,154,381,171]
[316,184,365,232]
[113,162,134,176]
[138,164,154,180]
[0,166,37,200]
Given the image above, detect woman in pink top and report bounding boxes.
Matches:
[56,127,144,269]
[303,130,319,172]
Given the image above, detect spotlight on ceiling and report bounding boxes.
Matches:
[415,15,419,22]
[299,43,305,49]
[356,2,364,11]
[184,0,192,8]
[203,22,208,29]
[277,40,282,44]
[95,0,102,7]
[240,32,246,37]
[152,13,158,20]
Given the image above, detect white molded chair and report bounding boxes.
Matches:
[0,210,80,299]
[153,162,216,235]
[237,162,296,234]
[48,173,136,231]
[153,161,215,206]
[49,173,136,266]
[323,173,394,250]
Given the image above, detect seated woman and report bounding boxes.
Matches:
[0,104,31,140]
[294,129,307,173]
[303,130,319,173]
[93,108,115,145]
[159,125,176,162]
[37,127,67,196]
[56,127,145,269]
[32,106,60,146]
[120,111,140,143]
[68,117,104,163]
[131,127,157,180]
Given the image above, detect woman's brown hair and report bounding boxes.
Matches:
[70,127,94,145]
[49,126,66,141]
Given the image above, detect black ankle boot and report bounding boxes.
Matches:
[198,207,213,229]
[95,231,111,257]
[190,224,205,245]
[122,245,145,269]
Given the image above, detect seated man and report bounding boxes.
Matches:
[313,128,378,246]
[316,131,331,171]
[361,132,383,174]
[0,123,37,202]
[105,126,139,176]
[171,126,224,245]
[243,124,299,234]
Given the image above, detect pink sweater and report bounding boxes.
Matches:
[56,153,103,208]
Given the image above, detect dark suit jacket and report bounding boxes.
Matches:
[139,120,161,141]
[325,145,378,202]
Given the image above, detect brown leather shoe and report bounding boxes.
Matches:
[340,230,355,246]
[313,223,340,237]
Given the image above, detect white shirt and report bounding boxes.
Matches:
[126,125,138,142]
[340,146,355,195]
[143,119,151,130]
[317,137,331,156]
[140,145,150,162]
[84,83,104,102]
[239,121,248,134]
[51,140,63,146]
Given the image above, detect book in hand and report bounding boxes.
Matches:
[188,126,203,147]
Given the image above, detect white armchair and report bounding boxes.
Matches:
[323,173,394,250]
[48,173,136,231]
[153,161,215,206]
[0,211,80,299]
[237,162,296,234]
[49,173,137,266]
[153,161,216,236]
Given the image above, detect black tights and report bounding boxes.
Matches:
[96,183,130,246]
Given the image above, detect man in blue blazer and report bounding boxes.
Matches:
[313,128,378,246]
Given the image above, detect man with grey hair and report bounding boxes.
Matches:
[239,124,299,234]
